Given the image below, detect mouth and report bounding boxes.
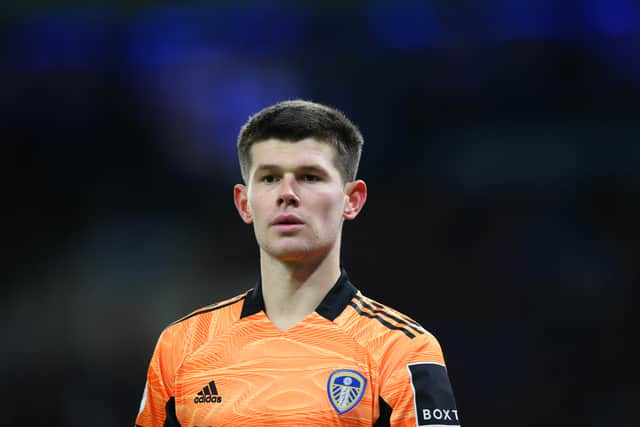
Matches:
[271,215,304,226]
[271,215,304,232]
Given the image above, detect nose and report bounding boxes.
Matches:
[278,175,299,207]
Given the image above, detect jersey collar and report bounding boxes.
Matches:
[240,268,358,321]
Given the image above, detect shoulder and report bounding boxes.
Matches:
[156,290,251,347]
[344,291,429,339]
[338,291,445,362]
[170,291,250,327]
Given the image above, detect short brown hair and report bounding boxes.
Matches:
[237,100,364,183]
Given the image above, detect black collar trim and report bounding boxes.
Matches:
[240,279,265,319]
[240,268,358,321]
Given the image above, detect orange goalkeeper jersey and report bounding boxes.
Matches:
[135,270,460,426]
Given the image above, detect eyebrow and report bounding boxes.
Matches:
[254,164,329,175]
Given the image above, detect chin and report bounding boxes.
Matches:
[274,252,310,263]
[265,243,326,263]
[272,248,315,262]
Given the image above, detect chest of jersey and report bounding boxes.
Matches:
[174,313,378,426]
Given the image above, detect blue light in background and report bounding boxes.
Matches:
[200,68,304,179]
[9,8,113,72]
[129,59,304,180]
[126,3,308,68]
[9,1,640,73]
[126,6,204,68]
[580,0,639,85]
[122,2,310,180]
[368,0,440,50]
[584,0,637,36]
[490,0,559,40]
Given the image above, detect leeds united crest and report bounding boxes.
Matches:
[327,369,367,414]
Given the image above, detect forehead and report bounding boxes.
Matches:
[249,138,338,172]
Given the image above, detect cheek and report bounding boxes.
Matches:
[247,193,265,215]
[320,196,348,224]
[247,201,265,228]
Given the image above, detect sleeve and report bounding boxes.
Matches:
[378,332,460,427]
[135,325,184,427]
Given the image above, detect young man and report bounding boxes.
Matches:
[135,100,460,426]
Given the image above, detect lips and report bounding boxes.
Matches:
[271,214,304,226]
[271,214,305,233]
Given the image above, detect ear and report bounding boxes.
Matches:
[343,179,367,220]
[234,184,253,224]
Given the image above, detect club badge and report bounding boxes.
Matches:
[327,369,367,414]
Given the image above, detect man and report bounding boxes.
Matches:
[135,100,460,426]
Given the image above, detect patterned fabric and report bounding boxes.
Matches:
[135,271,459,427]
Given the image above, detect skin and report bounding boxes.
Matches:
[234,138,367,331]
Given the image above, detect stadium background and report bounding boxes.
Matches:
[1,1,637,425]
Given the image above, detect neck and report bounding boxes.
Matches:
[259,247,342,332]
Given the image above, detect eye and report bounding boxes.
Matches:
[301,174,320,182]
[261,175,278,183]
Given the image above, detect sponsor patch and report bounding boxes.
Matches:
[327,369,367,414]
[407,362,460,426]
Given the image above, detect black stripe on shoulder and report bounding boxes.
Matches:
[171,294,248,326]
[365,297,424,329]
[354,295,426,336]
[348,301,416,339]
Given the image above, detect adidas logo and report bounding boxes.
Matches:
[194,380,222,404]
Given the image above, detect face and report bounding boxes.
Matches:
[234,138,366,263]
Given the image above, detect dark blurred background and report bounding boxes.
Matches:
[1,1,638,426]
